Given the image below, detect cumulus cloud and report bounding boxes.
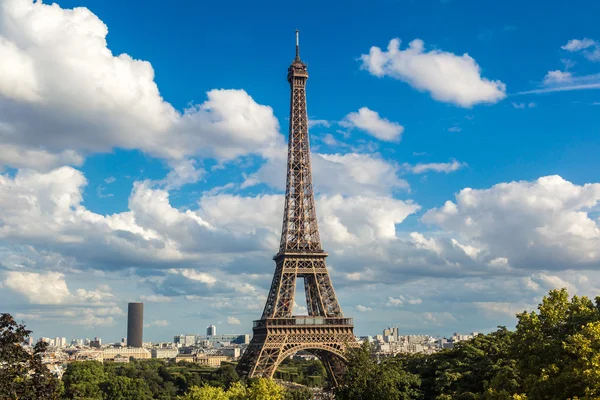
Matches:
[227,316,241,325]
[3,271,116,305]
[0,0,281,169]
[0,167,272,272]
[2,270,121,327]
[355,305,372,312]
[243,148,408,196]
[318,195,419,246]
[340,107,404,142]
[5,164,600,335]
[423,175,600,271]
[360,38,506,107]
[161,159,205,189]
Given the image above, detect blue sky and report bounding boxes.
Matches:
[1,0,600,343]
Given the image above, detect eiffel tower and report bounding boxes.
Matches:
[236,31,357,386]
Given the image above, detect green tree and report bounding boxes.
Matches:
[62,361,105,399]
[563,321,600,399]
[246,377,286,400]
[0,313,62,400]
[211,364,240,388]
[513,289,600,400]
[180,378,286,400]
[226,381,248,400]
[406,327,520,399]
[284,387,313,400]
[336,342,421,400]
[179,384,229,400]
[100,375,153,399]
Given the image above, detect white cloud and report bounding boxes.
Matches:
[474,302,532,317]
[161,159,205,189]
[387,297,403,306]
[318,195,420,245]
[448,126,462,133]
[2,271,115,305]
[2,270,121,327]
[423,175,600,271]
[512,102,536,109]
[408,160,466,174]
[562,38,597,52]
[0,0,282,169]
[360,38,506,107]
[308,119,331,128]
[140,295,173,303]
[145,320,169,328]
[340,107,404,142]
[0,36,40,102]
[243,148,409,197]
[384,295,421,307]
[423,312,458,326]
[3,271,72,305]
[355,305,372,312]
[561,38,600,61]
[0,167,273,272]
[533,273,576,293]
[227,316,241,325]
[520,40,600,95]
[519,74,600,94]
[104,177,116,184]
[544,70,573,85]
[321,134,344,147]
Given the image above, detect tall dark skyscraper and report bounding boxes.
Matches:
[127,302,143,348]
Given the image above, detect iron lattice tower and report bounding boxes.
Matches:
[237,31,357,386]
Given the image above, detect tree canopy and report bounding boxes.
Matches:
[0,313,62,400]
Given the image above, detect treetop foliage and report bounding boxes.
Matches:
[336,288,600,400]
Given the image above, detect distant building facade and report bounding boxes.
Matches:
[102,347,150,361]
[151,348,179,359]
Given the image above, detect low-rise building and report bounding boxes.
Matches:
[220,347,240,359]
[151,348,179,359]
[196,354,228,367]
[175,354,196,363]
[102,347,150,361]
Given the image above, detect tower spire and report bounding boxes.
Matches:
[295,29,300,60]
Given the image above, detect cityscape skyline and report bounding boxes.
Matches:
[2,0,600,343]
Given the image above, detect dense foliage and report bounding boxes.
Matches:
[336,288,600,400]
[274,357,328,387]
[61,360,308,399]
[335,341,421,400]
[0,313,62,400]
[5,288,600,399]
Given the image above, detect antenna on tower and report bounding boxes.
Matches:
[295,29,300,59]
